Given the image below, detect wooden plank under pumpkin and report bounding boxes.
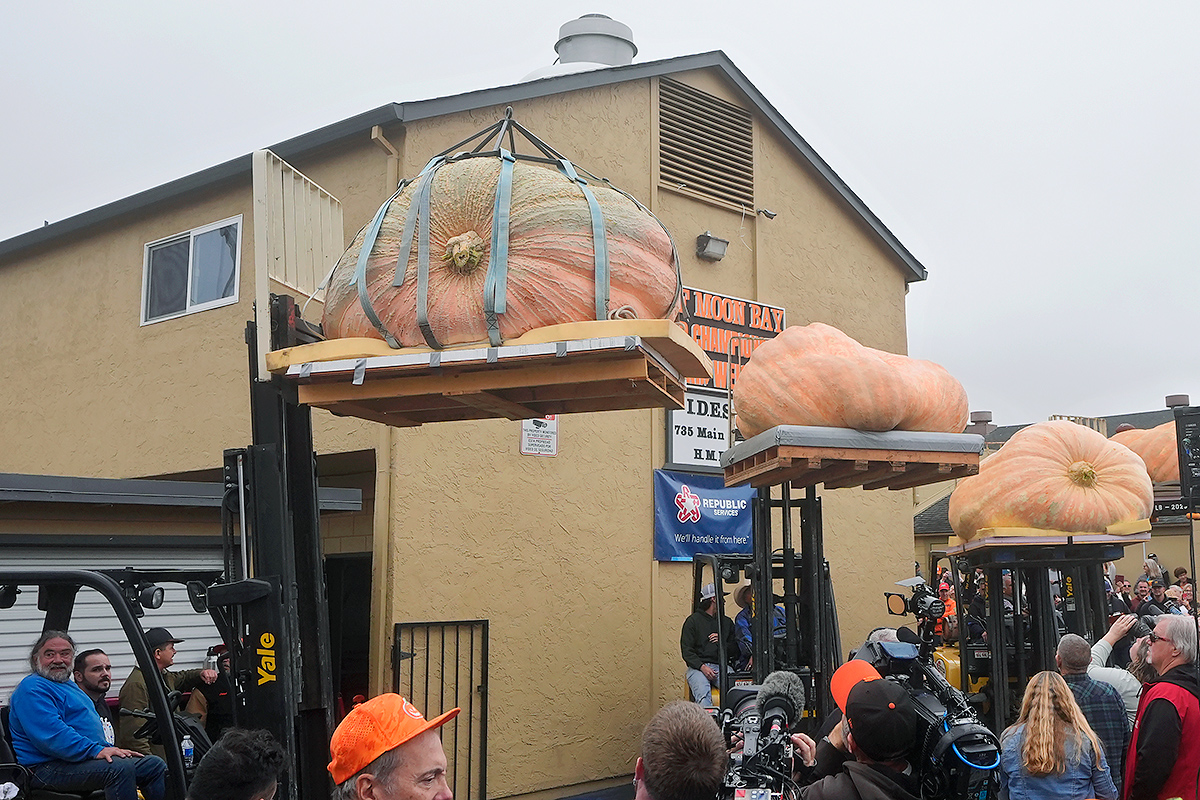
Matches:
[723,437,981,491]
[279,325,705,427]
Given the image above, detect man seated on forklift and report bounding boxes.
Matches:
[73,648,116,744]
[680,583,737,708]
[732,583,786,670]
[117,627,217,756]
[8,631,167,800]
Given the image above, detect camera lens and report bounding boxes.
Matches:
[1130,617,1153,640]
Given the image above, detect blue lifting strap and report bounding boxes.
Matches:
[413,159,445,350]
[393,156,445,290]
[350,181,408,349]
[483,149,516,347]
[558,158,609,321]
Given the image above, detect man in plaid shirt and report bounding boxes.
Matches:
[1057,633,1129,794]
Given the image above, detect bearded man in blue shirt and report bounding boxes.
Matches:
[8,630,167,800]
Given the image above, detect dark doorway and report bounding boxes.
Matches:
[326,553,372,716]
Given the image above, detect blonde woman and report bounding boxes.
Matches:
[998,671,1117,800]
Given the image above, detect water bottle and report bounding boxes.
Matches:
[181,734,194,768]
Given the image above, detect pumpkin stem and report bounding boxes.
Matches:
[443,231,486,274]
[1067,460,1098,487]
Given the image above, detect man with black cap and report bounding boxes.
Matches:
[791,661,921,799]
[117,627,218,755]
[1138,579,1173,616]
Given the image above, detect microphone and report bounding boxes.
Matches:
[756,670,807,736]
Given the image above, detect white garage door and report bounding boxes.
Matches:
[0,547,224,701]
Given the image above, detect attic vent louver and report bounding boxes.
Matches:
[659,78,754,210]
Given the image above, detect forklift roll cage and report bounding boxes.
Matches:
[0,567,225,800]
[930,539,1123,732]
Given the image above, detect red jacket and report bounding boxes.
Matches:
[1124,665,1200,800]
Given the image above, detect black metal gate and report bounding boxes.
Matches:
[393,620,488,800]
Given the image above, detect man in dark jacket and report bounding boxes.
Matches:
[1124,613,1200,799]
[680,583,736,707]
[1137,580,1174,616]
[793,669,922,800]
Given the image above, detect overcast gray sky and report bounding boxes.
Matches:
[3,1,1196,426]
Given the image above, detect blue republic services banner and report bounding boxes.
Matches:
[653,469,754,562]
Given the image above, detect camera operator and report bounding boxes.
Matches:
[791,664,921,800]
[633,701,726,800]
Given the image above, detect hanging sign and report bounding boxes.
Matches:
[653,469,754,562]
[520,415,558,456]
[666,388,732,472]
[681,287,786,391]
[667,288,785,473]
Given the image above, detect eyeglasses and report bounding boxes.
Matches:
[1150,631,1174,644]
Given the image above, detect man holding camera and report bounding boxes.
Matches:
[792,669,921,799]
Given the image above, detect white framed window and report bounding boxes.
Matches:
[141,215,242,324]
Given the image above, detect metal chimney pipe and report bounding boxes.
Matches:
[555,14,637,66]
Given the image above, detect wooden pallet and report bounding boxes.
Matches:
[723,444,980,490]
[945,520,1152,555]
[268,319,713,428]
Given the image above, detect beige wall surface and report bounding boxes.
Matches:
[0,66,926,800]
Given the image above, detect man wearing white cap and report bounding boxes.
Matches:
[680,583,736,708]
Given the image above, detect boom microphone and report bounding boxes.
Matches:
[755,670,806,735]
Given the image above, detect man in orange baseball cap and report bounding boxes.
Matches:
[328,694,459,800]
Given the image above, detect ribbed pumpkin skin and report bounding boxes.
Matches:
[1110,421,1179,482]
[731,323,969,437]
[948,420,1153,540]
[322,158,680,346]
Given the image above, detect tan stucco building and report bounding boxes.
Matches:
[1,51,931,799]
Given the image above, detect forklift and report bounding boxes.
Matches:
[929,537,1136,733]
[0,296,337,800]
[690,482,842,727]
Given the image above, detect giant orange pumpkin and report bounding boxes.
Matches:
[322,157,681,347]
[1110,421,1179,483]
[731,322,968,437]
[948,420,1153,540]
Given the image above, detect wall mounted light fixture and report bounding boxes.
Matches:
[696,231,729,261]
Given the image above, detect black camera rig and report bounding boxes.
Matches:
[874,580,1001,800]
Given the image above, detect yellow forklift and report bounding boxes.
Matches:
[928,534,1144,732]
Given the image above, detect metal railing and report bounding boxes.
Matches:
[393,620,488,800]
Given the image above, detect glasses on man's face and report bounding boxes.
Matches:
[1150,631,1174,644]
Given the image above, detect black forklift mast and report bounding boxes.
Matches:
[697,480,840,724]
[220,294,335,800]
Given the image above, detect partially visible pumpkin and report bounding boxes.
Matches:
[1110,421,1179,483]
[948,420,1153,540]
[731,322,968,437]
[322,157,681,347]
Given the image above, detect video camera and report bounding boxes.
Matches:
[875,580,1000,800]
[884,577,945,622]
[718,671,806,800]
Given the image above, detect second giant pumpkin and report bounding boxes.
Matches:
[731,322,969,437]
[948,420,1153,540]
[322,157,681,347]
[1110,421,1179,483]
